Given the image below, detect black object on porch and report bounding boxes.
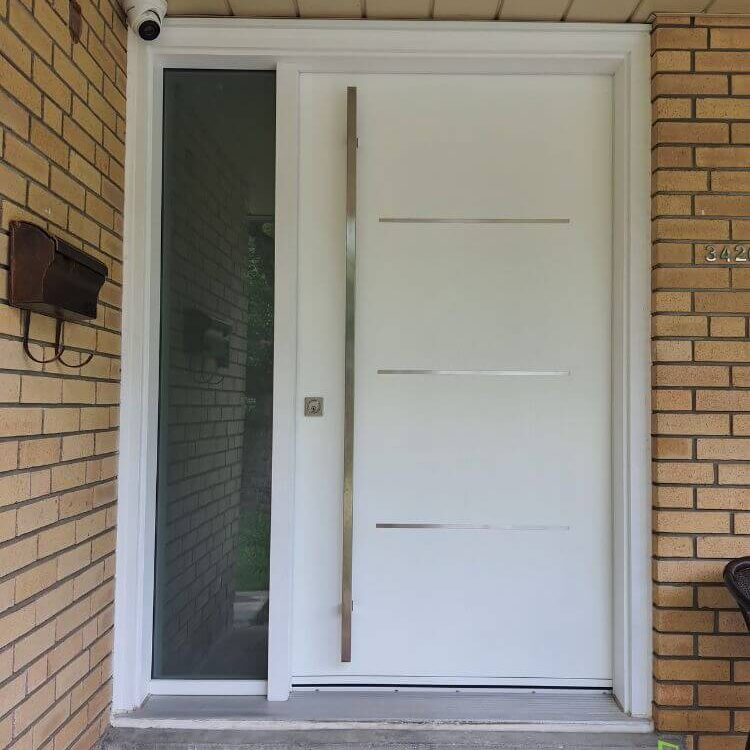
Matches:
[724,557,750,750]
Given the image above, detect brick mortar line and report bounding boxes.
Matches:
[654,482,750,488]
[0,350,122,367]
[0,407,121,417]
[0,371,121,384]
[653,554,750,559]
[0,310,125,337]
[0,369,120,382]
[0,449,119,480]
[0,463,119,486]
[0,422,120,438]
[652,361,750,366]
[0,418,120,435]
[0,499,117,553]
[0,447,119,472]
[0,399,120,407]
[0,479,116,525]
[0,428,120,441]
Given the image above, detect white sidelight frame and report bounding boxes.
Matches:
[113,18,652,719]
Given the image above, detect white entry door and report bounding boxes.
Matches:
[292,73,613,686]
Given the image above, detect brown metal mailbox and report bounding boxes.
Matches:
[9,220,107,323]
[8,221,108,368]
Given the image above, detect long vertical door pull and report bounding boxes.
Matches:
[341,86,357,663]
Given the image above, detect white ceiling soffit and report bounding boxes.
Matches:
[168,0,749,22]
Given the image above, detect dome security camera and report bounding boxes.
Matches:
[122,0,167,40]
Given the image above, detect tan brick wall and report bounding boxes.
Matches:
[652,14,750,750]
[5,6,750,747]
[0,0,124,745]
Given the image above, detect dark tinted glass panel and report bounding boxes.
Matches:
[153,70,275,680]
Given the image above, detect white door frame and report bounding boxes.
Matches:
[113,18,651,718]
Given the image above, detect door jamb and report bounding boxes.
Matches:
[114,19,651,718]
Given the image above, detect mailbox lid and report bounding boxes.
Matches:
[55,239,108,277]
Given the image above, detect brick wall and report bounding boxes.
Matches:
[0,0,124,747]
[153,77,249,676]
[6,5,750,746]
[652,14,750,750]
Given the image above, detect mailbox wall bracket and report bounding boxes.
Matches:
[21,310,95,368]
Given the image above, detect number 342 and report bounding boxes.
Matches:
[705,245,749,262]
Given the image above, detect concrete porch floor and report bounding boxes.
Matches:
[106,693,674,750]
[103,726,668,750]
[110,691,657,732]
[112,692,649,731]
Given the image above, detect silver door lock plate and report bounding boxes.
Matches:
[304,396,324,417]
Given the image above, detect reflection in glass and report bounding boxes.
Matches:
[152,70,276,679]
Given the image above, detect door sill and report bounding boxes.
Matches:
[110,692,653,733]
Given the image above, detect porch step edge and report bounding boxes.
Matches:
[110,718,654,734]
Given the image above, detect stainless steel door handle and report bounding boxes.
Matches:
[341,86,357,664]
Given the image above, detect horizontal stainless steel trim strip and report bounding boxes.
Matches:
[376,523,571,531]
[379,217,570,225]
[377,369,570,377]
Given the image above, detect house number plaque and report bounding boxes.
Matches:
[704,244,749,262]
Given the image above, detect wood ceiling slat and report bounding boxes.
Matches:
[566,0,640,21]
[707,0,750,12]
[366,0,431,18]
[500,0,568,20]
[433,0,499,18]
[631,0,711,20]
[167,0,230,14]
[298,0,362,17]
[226,0,297,15]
